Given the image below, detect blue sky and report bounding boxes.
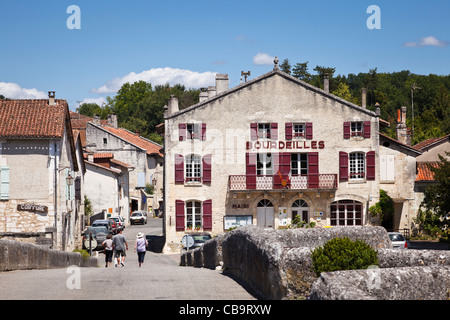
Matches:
[0,0,448,110]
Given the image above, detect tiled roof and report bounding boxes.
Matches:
[0,99,68,138]
[416,162,440,182]
[412,134,450,151]
[102,126,164,157]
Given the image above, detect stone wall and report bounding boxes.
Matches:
[180,225,450,300]
[0,239,98,271]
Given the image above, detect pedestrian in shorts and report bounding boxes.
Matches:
[112,229,128,267]
[102,233,114,267]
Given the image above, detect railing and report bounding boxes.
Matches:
[229,174,338,191]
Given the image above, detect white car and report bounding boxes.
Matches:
[388,232,408,249]
[130,211,148,225]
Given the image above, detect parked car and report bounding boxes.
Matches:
[388,232,408,249]
[109,216,124,232]
[82,226,108,250]
[130,211,147,225]
[91,219,114,234]
[181,232,211,252]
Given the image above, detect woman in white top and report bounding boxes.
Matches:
[134,232,148,267]
[102,233,114,268]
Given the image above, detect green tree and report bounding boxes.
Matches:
[280,58,291,74]
[292,62,311,82]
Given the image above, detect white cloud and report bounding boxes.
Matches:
[91,67,217,94]
[253,53,275,65]
[403,36,449,48]
[0,82,47,99]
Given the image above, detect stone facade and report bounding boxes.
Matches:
[164,68,388,252]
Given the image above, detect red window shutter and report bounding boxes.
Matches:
[202,154,212,184]
[285,123,293,140]
[203,199,212,231]
[343,122,350,139]
[339,151,349,181]
[201,123,207,141]
[250,123,258,141]
[306,122,313,139]
[175,200,185,231]
[175,154,184,184]
[308,152,319,188]
[363,121,371,139]
[246,153,256,190]
[179,123,186,141]
[366,151,376,180]
[271,123,278,140]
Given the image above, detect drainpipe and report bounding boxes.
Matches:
[54,142,58,249]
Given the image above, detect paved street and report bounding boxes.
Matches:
[0,218,256,300]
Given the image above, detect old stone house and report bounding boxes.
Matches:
[163,62,390,252]
[83,152,132,223]
[85,116,164,215]
[0,93,82,251]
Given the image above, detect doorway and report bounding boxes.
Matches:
[257,199,274,228]
[292,199,309,223]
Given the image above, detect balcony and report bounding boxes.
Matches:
[228,174,338,191]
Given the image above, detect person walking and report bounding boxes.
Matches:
[112,229,128,267]
[134,232,148,267]
[102,233,114,267]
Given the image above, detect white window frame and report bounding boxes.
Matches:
[186,123,201,140]
[349,152,365,180]
[185,154,202,182]
[291,153,308,175]
[351,122,363,137]
[257,123,271,139]
[293,123,306,138]
[256,153,273,175]
[186,200,202,230]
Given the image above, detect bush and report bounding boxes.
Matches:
[73,249,90,262]
[310,237,378,276]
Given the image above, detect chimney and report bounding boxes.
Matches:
[323,74,329,93]
[135,131,140,137]
[48,91,56,106]
[107,114,118,128]
[87,152,94,162]
[361,87,367,108]
[93,114,101,125]
[396,106,411,145]
[168,95,179,115]
[207,86,216,98]
[199,89,208,103]
[215,74,229,94]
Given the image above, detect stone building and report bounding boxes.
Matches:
[163,61,398,252]
[85,117,164,214]
[0,93,82,251]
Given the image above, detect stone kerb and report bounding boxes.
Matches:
[310,266,450,300]
[179,226,450,300]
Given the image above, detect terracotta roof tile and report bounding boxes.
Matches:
[416,162,440,182]
[0,99,67,138]
[102,126,163,157]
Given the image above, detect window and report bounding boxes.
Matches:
[351,122,363,137]
[103,138,107,144]
[186,200,202,230]
[343,121,371,139]
[258,123,271,139]
[291,153,308,175]
[257,153,273,175]
[293,123,305,138]
[349,152,365,179]
[0,166,10,200]
[185,154,201,182]
[187,123,201,140]
[330,200,363,226]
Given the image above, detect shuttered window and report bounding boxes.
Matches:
[202,154,212,184]
[339,152,349,181]
[0,166,10,200]
[308,152,319,188]
[366,151,376,180]
[175,154,184,184]
[274,153,290,189]
[246,153,257,189]
[175,200,185,231]
[203,199,212,231]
